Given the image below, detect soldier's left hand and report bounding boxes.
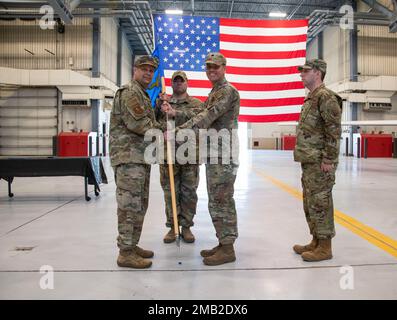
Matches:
[164,129,175,141]
[159,92,170,102]
[161,101,176,117]
[321,162,334,172]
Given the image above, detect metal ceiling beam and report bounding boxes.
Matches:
[228,0,234,17]
[153,0,322,5]
[307,10,391,43]
[0,1,154,54]
[69,0,81,12]
[287,0,305,20]
[0,9,148,19]
[0,1,45,9]
[150,1,343,10]
[47,0,73,24]
[361,0,396,19]
[0,0,342,11]
[75,0,152,10]
[151,9,310,19]
[361,0,397,32]
[0,0,352,54]
[127,10,152,54]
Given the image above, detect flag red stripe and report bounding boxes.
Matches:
[226,66,300,75]
[238,113,300,123]
[220,49,306,59]
[164,78,211,88]
[172,94,304,109]
[220,18,308,28]
[196,96,207,102]
[232,81,304,91]
[240,97,304,107]
[165,78,303,91]
[220,34,307,44]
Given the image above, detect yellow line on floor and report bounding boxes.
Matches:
[253,168,397,259]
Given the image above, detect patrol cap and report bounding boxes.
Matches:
[134,55,159,68]
[205,52,227,66]
[171,70,188,82]
[298,59,327,74]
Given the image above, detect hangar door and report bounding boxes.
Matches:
[0,87,58,156]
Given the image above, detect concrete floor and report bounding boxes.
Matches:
[0,150,396,300]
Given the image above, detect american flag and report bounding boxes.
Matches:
[154,14,308,123]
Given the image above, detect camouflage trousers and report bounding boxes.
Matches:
[114,163,151,250]
[159,163,199,228]
[206,163,239,245]
[301,162,336,240]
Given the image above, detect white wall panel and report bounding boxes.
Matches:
[0,18,93,71]
[0,19,57,69]
[358,25,397,79]
[323,26,350,85]
[0,87,58,156]
[100,18,118,83]
[121,33,133,85]
[60,17,93,71]
[357,94,397,133]
[62,107,92,132]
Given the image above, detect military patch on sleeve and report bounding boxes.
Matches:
[213,91,224,102]
[207,91,221,108]
[133,105,144,115]
[126,96,145,118]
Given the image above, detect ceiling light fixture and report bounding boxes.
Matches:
[269,11,287,18]
[165,9,183,15]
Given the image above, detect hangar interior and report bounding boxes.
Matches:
[0,0,396,300]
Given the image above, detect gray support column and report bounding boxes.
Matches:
[55,88,62,156]
[393,138,397,158]
[91,99,100,137]
[92,16,100,78]
[349,0,358,156]
[92,16,100,134]
[117,25,122,87]
[131,52,135,78]
[57,88,63,134]
[318,31,323,59]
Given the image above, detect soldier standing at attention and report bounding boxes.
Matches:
[155,71,204,244]
[163,53,240,266]
[293,59,342,262]
[110,55,163,269]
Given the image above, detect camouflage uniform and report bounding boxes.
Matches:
[110,56,163,252]
[178,54,240,246]
[155,87,204,228]
[294,60,342,240]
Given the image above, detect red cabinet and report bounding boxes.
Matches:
[360,134,393,158]
[58,132,90,157]
[282,135,296,150]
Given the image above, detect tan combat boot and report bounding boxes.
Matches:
[117,250,152,269]
[134,245,154,258]
[293,236,318,255]
[181,227,195,243]
[301,239,332,262]
[163,228,176,243]
[203,244,236,266]
[200,244,222,257]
